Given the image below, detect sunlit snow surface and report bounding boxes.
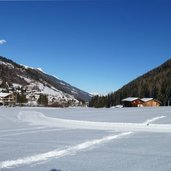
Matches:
[0,107,171,171]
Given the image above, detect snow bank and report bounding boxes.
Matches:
[17,111,171,133]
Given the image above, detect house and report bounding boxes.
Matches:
[122,97,161,107]
[122,97,143,107]
[141,98,161,107]
[0,93,16,106]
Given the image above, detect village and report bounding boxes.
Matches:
[0,81,80,107]
[0,89,164,108]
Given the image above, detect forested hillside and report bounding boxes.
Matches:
[89,58,171,107]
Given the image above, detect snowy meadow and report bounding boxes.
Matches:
[0,107,171,171]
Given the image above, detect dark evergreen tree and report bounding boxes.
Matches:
[16,93,27,104]
[37,94,48,106]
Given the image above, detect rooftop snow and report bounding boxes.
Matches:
[141,98,154,102]
[122,97,139,102]
[0,93,11,97]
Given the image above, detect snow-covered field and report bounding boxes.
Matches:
[0,107,171,171]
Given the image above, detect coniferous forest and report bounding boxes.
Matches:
[89,59,171,107]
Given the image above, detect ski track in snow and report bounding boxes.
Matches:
[0,110,169,169]
[0,132,132,169]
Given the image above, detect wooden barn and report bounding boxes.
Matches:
[0,93,16,106]
[122,97,143,107]
[141,98,161,107]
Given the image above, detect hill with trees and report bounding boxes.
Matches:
[89,58,171,107]
[0,56,92,106]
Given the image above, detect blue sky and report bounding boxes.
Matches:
[0,0,171,95]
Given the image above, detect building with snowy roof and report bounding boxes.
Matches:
[122,97,161,107]
[122,97,143,107]
[0,92,15,106]
[141,98,161,107]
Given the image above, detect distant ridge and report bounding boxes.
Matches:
[0,56,92,106]
[89,58,171,107]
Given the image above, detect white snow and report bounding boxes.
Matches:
[0,132,132,169]
[20,64,34,70]
[0,92,11,98]
[0,61,14,69]
[18,75,32,83]
[12,83,22,88]
[17,111,171,133]
[53,75,61,80]
[59,82,66,85]
[36,68,43,72]
[122,97,139,102]
[71,90,78,94]
[0,107,171,171]
[141,98,154,102]
[37,82,60,96]
[21,65,46,74]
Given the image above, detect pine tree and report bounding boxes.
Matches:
[37,94,48,106]
[16,93,27,104]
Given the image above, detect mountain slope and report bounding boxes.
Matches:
[89,58,171,107]
[0,56,92,106]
